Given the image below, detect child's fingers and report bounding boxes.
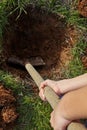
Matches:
[40,82,46,88]
[39,80,48,101]
[40,80,48,89]
[40,79,56,89]
[50,111,55,128]
[39,88,46,101]
[40,79,57,89]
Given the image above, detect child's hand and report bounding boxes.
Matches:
[50,109,71,130]
[39,79,61,101]
[50,93,72,130]
[39,76,84,101]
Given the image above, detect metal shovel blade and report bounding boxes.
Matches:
[7,56,45,67]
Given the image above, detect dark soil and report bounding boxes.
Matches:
[1,6,77,81]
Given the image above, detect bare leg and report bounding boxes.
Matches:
[58,86,87,120]
[49,86,87,130]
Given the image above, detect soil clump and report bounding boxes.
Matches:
[0,84,18,130]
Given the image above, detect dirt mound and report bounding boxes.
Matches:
[78,0,87,17]
[0,84,18,129]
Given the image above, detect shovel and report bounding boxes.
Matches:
[8,56,87,130]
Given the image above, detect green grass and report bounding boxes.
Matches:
[0,0,87,129]
[0,70,52,130]
[0,0,87,38]
[15,96,52,130]
[0,70,22,94]
[63,38,87,78]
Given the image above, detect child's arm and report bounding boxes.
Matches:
[59,73,87,94]
[39,73,87,101]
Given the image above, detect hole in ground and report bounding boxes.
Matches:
[1,5,77,91]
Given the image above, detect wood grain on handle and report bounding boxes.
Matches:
[25,63,87,130]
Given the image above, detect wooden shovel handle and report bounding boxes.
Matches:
[25,63,87,130]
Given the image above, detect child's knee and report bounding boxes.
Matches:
[57,92,75,120]
[58,87,87,120]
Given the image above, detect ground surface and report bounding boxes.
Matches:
[0,6,78,94]
[0,5,81,130]
[1,6,77,80]
[0,84,18,130]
